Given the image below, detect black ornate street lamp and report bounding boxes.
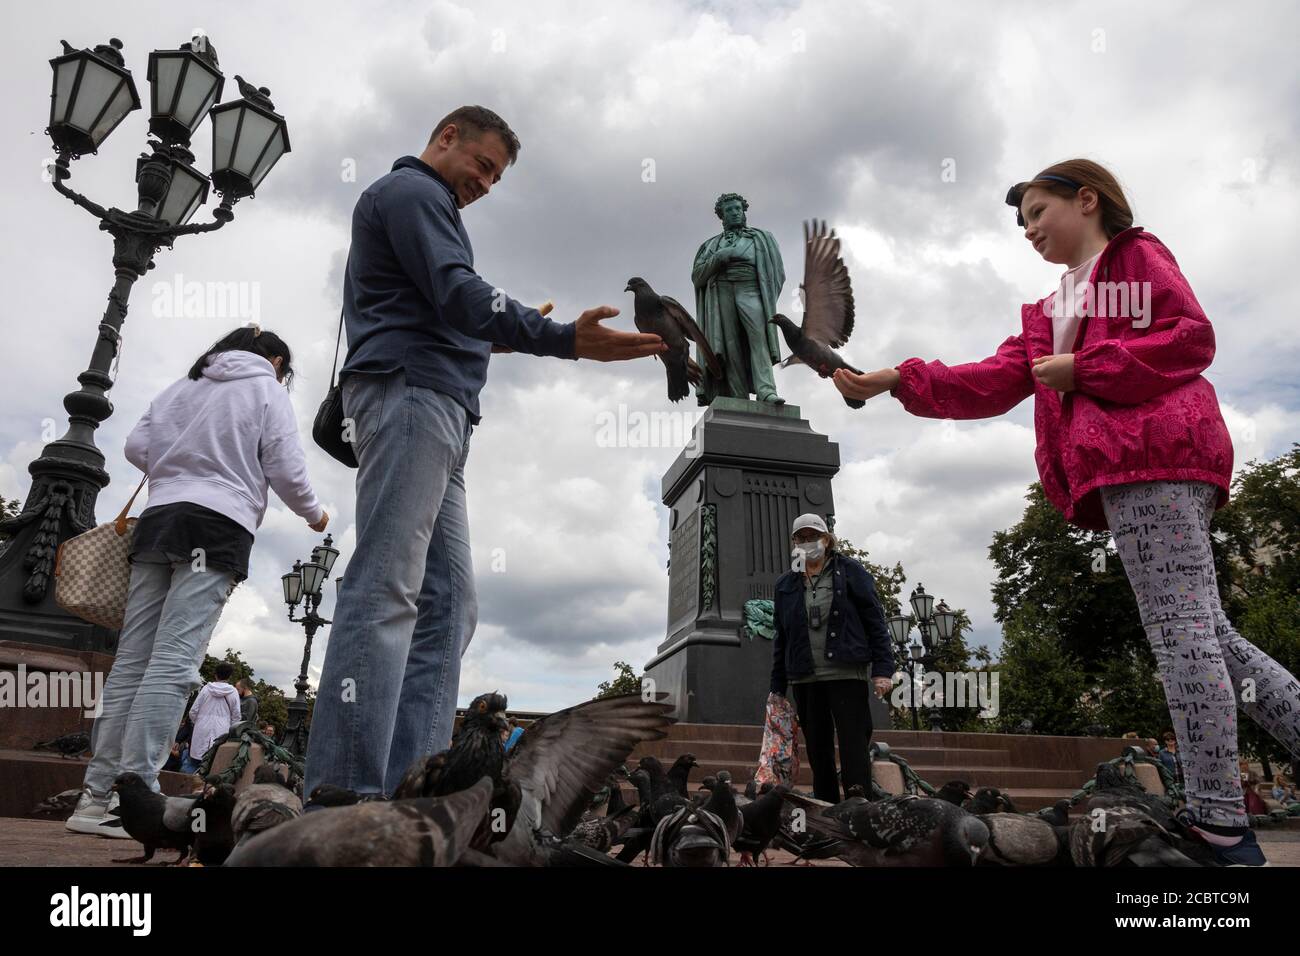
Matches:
[886,584,957,731]
[279,534,341,759]
[0,34,291,652]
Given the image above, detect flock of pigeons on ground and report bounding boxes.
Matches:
[33,691,1241,867]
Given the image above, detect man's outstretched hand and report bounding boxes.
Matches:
[832,367,900,403]
[574,305,668,361]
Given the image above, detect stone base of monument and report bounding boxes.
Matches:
[644,397,890,728]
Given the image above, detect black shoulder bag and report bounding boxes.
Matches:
[312,303,358,468]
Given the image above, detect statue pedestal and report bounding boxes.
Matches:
[644,398,891,728]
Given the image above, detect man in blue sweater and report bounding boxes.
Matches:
[305,106,666,800]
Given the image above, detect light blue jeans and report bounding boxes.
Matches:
[82,551,237,796]
[304,369,477,798]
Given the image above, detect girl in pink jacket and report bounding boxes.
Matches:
[834,159,1298,865]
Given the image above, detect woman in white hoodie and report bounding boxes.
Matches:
[67,325,328,836]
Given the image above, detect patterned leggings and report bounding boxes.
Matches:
[1100,480,1300,828]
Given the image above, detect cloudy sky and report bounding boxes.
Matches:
[3,1,1296,712]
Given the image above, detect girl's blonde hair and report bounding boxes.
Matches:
[1007,158,1135,239]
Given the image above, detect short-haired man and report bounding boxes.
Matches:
[305,106,666,800]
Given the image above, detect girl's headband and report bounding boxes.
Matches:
[1005,174,1083,227]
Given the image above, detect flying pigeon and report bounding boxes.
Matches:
[104,772,201,865]
[231,765,303,848]
[625,277,723,402]
[769,220,864,408]
[783,791,989,867]
[394,691,675,866]
[224,777,495,867]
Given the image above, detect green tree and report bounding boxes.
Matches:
[838,537,988,731]
[596,660,642,699]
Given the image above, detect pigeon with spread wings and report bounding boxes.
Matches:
[769,219,864,408]
[626,277,723,403]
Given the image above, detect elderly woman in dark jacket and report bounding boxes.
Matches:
[771,513,896,803]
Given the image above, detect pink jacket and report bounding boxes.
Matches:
[891,227,1233,531]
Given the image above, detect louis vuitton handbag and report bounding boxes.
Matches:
[53,475,148,629]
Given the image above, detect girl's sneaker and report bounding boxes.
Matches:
[64,788,132,839]
[1173,809,1269,866]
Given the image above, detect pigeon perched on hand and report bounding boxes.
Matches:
[783,791,989,867]
[769,220,864,408]
[104,772,201,865]
[224,777,495,867]
[625,277,723,402]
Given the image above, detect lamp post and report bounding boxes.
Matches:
[0,34,291,652]
[279,534,340,759]
[886,584,958,731]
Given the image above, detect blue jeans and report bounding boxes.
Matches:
[305,369,477,798]
[82,551,237,796]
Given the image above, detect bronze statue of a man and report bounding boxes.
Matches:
[691,193,786,405]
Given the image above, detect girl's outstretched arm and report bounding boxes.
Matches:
[835,334,1034,419]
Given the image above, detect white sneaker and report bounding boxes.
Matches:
[65,788,132,839]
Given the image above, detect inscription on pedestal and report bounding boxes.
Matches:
[667,508,700,632]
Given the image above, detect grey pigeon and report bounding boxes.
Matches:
[1069,804,1201,867]
[735,783,789,866]
[224,777,494,867]
[977,812,1061,866]
[231,766,303,847]
[625,277,723,402]
[783,791,989,867]
[481,693,675,866]
[30,788,83,818]
[769,220,863,408]
[650,804,730,867]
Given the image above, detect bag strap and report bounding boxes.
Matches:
[113,475,148,536]
[329,254,351,389]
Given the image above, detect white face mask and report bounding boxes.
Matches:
[792,538,826,565]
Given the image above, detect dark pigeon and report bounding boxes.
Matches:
[30,788,83,819]
[34,732,91,758]
[1034,799,1072,828]
[105,772,200,865]
[735,783,789,866]
[702,774,743,850]
[769,220,863,408]
[224,777,495,867]
[625,277,722,402]
[934,780,974,807]
[650,803,730,867]
[968,787,1017,815]
[1069,804,1202,867]
[190,782,238,865]
[783,791,989,867]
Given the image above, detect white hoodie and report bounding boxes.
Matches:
[189,680,242,761]
[123,351,323,534]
